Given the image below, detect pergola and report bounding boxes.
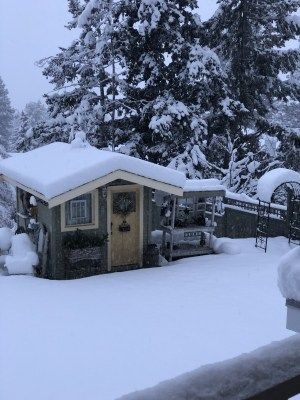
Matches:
[160,179,225,261]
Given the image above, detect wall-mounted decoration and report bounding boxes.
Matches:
[113,192,136,216]
[119,220,131,232]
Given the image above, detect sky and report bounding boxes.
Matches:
[0,0,218,110]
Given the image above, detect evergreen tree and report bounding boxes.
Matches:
[40,0,244,178]
[15,102,48,152]
[0,76,14,149]
[15,111,31,151]
[24,101,47,127]
[40,0,127,148]
[204,0,300,191]
[118,0,244,176]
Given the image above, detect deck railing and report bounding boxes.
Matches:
[120,336,300,400]
[206,197,287,220]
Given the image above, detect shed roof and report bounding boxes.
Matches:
[0,142,225,207]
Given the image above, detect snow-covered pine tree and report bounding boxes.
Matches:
[40,0,127,149]
[117,0,244,177]
[15,111,31,152]
[24,101,47,127]
[15,102,48,152]
[0,76,14,150]
[269,60,300,172]
[205,0,300,190]
[0,77,16,226]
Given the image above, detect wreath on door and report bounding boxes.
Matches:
[113,192,136,217]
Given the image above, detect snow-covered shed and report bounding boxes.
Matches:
[0,141,225,279]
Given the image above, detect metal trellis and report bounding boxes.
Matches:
[255,200,271,253]
[289,195,300,246]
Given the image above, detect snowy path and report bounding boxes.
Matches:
[0,238,294,400]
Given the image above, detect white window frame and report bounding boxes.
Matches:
[70,199,88,225]
[61,190,99,232]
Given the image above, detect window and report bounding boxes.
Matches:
[61,190,99,232]
[65,194,93,227]
[70,199,89,225]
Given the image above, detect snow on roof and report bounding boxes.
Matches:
[257,168,300,202]
[0,142,186,200]
[183,178,225,193]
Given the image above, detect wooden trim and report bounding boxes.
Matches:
[107,184,143,270]
[60,190,99,232]
[182,190,225,198]
[107,187,112,271]
[1,171,183,208]
[49,171,182,208]
[139,186,144,267]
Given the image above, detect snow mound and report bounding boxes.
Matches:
[71,130,88,149]
[0,227,13,251]
[278,246,300,301]
[212,237,241,255]
[257,168,300,203]
[5,233,38,275]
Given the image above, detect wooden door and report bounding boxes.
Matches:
[109,186,140,267]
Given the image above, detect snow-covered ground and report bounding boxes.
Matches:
[0,237,294,400]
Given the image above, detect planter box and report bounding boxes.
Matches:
[286,299,300,333]
[65,246,102,264]
[64,246,105,279]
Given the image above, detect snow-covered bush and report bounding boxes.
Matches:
[4,233,39,275]
[0,227,13,251]
[278,247,300,301]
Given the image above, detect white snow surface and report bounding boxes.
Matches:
[0,142,186,199]
[183,178,224,193]
[4,233,38,275]
[212,236,241,255]
[257,168,300,202]
[0,227,13,251]
[0,238,295,400]
[278,246,300,301]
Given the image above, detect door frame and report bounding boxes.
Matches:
[107,184,144,271]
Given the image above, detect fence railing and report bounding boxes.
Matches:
[119,336,300,400]
[225,197,287,220]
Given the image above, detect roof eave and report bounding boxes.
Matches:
[1,170,184,208]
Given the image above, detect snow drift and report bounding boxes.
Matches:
[212,236,241,255]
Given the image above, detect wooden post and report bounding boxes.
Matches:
[169,196,177,261]
[209,197,216,247]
